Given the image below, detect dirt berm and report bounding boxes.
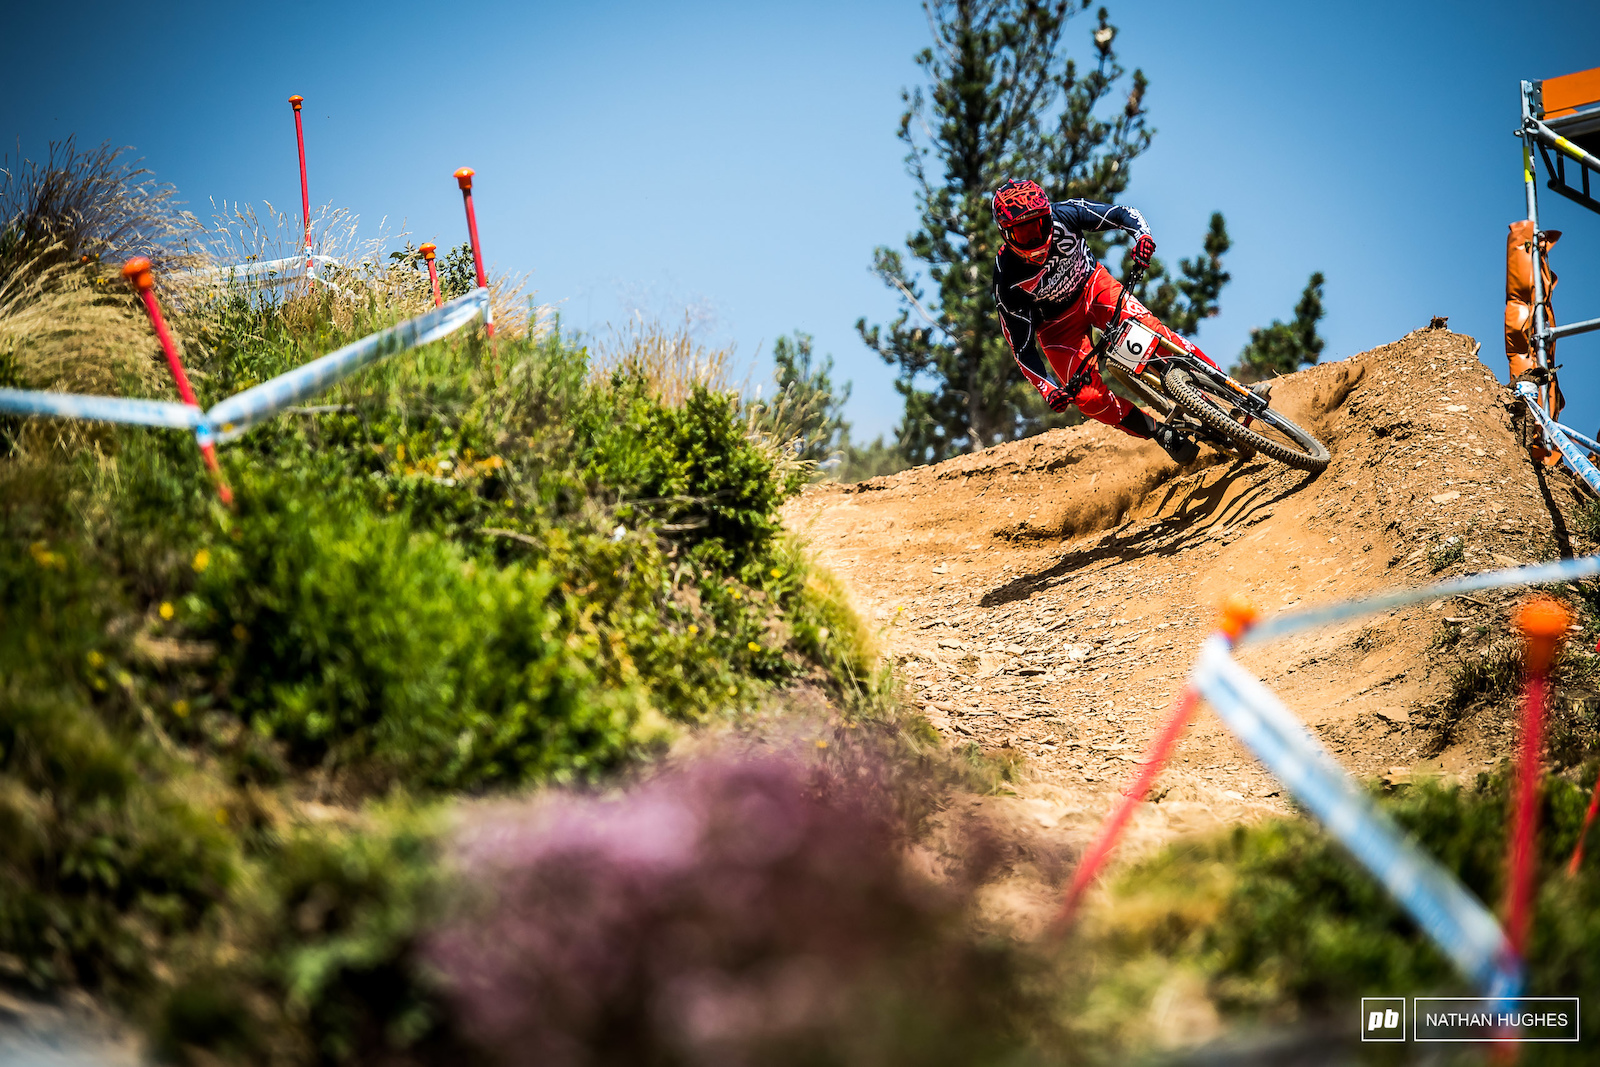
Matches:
[784,327,1597,924]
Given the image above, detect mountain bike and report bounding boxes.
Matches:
[1084,266,1331,473]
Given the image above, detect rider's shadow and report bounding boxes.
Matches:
[979,461,1321,608]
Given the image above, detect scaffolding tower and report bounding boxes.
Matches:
[1512,67,1600,425]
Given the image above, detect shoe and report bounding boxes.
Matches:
[1153,423,1199,465]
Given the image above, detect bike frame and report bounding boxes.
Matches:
[1089,265,1267,421]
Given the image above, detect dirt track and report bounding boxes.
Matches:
[785,327,1593,912]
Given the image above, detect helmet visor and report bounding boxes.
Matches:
[1005,215,1051,253]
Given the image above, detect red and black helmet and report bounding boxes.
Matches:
[992,178,1052,264]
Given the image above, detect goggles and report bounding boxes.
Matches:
[1004,215,1051,252]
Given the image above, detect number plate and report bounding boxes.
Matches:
[1108,320,1157,373]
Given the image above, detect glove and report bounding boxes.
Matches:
[1131,233,1156,268]
[1041,383,1074,413]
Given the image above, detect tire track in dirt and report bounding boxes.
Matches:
[785,328,1592,918]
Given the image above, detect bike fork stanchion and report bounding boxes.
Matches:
[122,258,234,505]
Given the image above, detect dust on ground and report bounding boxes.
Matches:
[784,327,1594,932]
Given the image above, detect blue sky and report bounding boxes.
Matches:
[7,0,1600,441]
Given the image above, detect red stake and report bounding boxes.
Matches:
[1504,598,1570,958]
[420,242,441,308]
[122,258,233,505]
[1050,594,1259,932]
[1566,773,1600,876]
[454,167,494,337]
[290,95,313,282]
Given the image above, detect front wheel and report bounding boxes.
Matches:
[1161,366,1330,472]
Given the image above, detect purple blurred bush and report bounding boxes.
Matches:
[426,746,1056,1066]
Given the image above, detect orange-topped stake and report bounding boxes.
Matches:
[1518,597,1573,675]
[121,256,154,292]
[289,95,313,281]
[1218,593,1259,643]
[419,243,441,308]
[452,167,492,335]
[121,258,233,504]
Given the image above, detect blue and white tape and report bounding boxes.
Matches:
[0,389,203,430]
[0,287,488,447]
[1518,380,1600,496]
[209,288,489,443]
[190,254,344,290]
[1552,420,1600,459]
[1193,637,1521,996]
[1243,552,1600,647]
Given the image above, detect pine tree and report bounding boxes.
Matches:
[858,2,1230,463]
[1232,272,1327,383]
[1125,211,1231,335]
[763,331,851,465]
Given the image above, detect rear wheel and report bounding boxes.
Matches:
[1161,365,1330,472]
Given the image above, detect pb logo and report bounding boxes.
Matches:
[1361,997,1406,1042]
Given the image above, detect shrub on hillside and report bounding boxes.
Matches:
[426,748,1054,1066]
[1102,770,1600,1049]
[0,522,236,996]
[193,477,646,792]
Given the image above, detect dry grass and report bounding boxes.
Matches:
[1,140,193,457]
[186,201,548,341]
[1,138,197,277]
[591,315,734,406]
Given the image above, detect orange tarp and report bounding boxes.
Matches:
[1543,67,1600,119]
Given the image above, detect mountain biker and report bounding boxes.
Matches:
[991,178,1228,465]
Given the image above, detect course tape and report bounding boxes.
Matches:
[1519,381,1600,496]
[190,254,342,285]
[1552,420,1600,459]
[1241,553,1600,647]
[0,288,488,447]
[210,288,489,443]
[0,390,203,429]
[1193,636,1522,996]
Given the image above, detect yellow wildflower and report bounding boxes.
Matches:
[87,650,105,669]
[687,624,699,635]
[172,700,190,718]
[770,568,783,578]
[159,602,174,620]
[816,739,829,749]
[192,548,211,573]
[747,641,762,653]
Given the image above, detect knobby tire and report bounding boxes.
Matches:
[1161,366,1330,472]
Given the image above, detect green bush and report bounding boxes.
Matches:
[193,477,645,791]
[1105,770,1600,1045]
[0,519,236,996]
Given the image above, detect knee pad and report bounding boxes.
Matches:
[1074,382,1110,414]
